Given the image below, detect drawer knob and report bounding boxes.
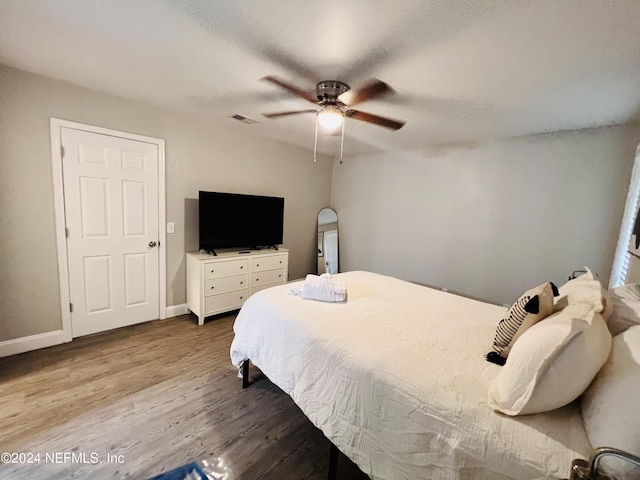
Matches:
[255,278,259,282]
[240,296,243,299]
[279,274,282,277]
[210,270,214,273]
[256,263,260,267]
[279,261,282,264]
[240,266,244,269]
[240,281,243,285]
[210,286,214,289]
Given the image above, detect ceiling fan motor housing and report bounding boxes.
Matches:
[260,75,405,130]
[315,80,350,103]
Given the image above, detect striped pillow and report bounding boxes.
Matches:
[486,282,558,366]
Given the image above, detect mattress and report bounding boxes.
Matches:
[230,271,592,480]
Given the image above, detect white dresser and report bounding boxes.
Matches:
[186,249,289,325]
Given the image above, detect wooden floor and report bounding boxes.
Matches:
[0,314,369,479]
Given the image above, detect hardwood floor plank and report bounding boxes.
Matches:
[0,314,368,479]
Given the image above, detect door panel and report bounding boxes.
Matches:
[83,255,112,313]
[80,177,110,237]
[124,253,148,306]
[62,127,159,337]
[123,180,147,236]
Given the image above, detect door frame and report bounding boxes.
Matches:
[50,118,167,341]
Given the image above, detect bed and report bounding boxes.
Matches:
[229,271,603,479]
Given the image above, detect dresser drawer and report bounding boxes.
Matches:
[204,259,248,279]
[204,289,248,314]
[204,274,248,296]
[253,268,285,286]
[251,254,287,272]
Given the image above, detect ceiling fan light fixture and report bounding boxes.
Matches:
[260,76,405,163]
[317,105,343,130]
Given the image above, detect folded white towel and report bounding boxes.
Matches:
[288,282,303,296]
[300,274,347,303]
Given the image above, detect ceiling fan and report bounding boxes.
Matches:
[260,76,406,131]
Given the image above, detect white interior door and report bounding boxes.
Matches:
[324,229,338,274]
[62,127,160,337]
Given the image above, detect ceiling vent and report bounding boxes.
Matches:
[230,114,257,125]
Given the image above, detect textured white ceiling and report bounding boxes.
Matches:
[1,0,640,155]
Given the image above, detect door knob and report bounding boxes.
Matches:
[148,241,157,248]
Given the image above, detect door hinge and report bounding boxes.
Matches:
[65,227,69,238]
[69,303,73,313]
[60,146,65,158]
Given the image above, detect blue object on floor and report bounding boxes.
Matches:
[148,461,207,480]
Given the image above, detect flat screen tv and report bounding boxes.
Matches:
[199,191,284,252]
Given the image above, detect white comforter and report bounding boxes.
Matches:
[230,271,592,480]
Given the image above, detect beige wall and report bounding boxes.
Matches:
[0,64,333,341]
[332,125,640,306]
[3,60,638,343]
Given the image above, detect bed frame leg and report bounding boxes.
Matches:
[327,443,338,480]
[242,360,250,389]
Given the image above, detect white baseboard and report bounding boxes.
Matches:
[0,306,189,358]
[166,303,189,318]
[0,329,71,358]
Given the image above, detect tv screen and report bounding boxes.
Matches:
[199,191,284,251]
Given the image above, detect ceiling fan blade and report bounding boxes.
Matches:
[345,109,405,130]
[261,76,318,103]
[344,79,393,106]
[262,109,317,119]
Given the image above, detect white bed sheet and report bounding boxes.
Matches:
[230,271,592,480]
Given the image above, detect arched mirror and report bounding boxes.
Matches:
[317,208,339,274]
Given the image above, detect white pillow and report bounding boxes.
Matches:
[581,326,640,477]
[554,267,605,313]
[602,283,640,336]
[488,302,611,415]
